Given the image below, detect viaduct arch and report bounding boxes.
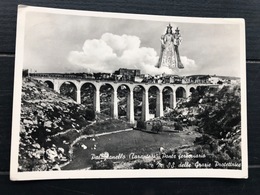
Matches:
[33,75,216,123]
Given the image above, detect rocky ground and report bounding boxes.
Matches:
[18,78,132,171]
[18,77,241,171]
[63,84,242,170]
[139,84,242,169]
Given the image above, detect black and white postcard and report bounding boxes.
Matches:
[10,5,247,180]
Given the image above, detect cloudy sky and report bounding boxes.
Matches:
[23,11,242,77]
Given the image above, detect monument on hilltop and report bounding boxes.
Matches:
[156,24,184,70]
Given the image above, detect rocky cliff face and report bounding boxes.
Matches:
[19,78,131,171]
[192,85,241,167]
[19,78,91,171]
[159,85,242,169]
[178,85,241,139]
[18,77,241,170]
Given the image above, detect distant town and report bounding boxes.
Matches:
[24,68,240,85]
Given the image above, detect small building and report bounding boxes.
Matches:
[93,72,112,80]
[114,68,141,77]
[134,76,143,83]
[114,68,141,82]
[209,76,222,84]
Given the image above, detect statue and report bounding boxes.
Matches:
[156,24,184,69]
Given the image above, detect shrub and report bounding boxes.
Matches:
[85,109,96,121]
[91,160,114,170]
[174,122,183,131]
[151,120,163,133]
[133,161,158,169]
[136,120,146,129]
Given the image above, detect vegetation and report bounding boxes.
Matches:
[171,85,241,168]
[91,160,114,170]
[19,77,241,171]
[19,78,132,171]
[151,120,163,133]
[131,85,242,169]
[136,120,146,129]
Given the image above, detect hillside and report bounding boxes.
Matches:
[145,85,242,169]
[19,78,132,171]
[18,77,241,170]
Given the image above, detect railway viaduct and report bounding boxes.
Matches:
[31,74,217,123]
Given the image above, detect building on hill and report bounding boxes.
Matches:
[186,75,211,84]
[82,73,95,79]
[162,75,181,84]
[114,68,141,76]
[93,72,112,80]
[114,68,141,82]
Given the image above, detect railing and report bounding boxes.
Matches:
[30,73,214,85]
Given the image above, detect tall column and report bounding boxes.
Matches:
[141,89,149,121]
[183,88,187,98]
[169,91,174,109]
[186,88,191,98]
[53,81,60,93]
[111,89,118,119]
[76,90,81,104]
[94,88,100,113]
[173,90,177,108]
[127,89,135,124]
[156,89,164,117]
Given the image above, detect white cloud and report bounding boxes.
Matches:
[101,33,140,55]
[68,33,197,75]
[178,56,198,75]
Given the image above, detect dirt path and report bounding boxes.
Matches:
[92,128,133,137]
[60,128,133,168]
[51,120,96,137]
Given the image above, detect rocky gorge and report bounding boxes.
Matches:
[19,78,132,171]
[18,77,241,171]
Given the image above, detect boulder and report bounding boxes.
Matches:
[46,137,51,142]
[32,163,48,171]
[159,147,165,153]
[40,102,46,107]
[45,148,58,162]
[81,144,87,150]
[46,128,51,132]
[47,106,54,112]
[57,147,65,154]
[182,108,189,116]
[51,164,61,171]
[32,143,41,149]
[23,119,33,125]
[32,148,45,159]
[32,119,38,125]
[63,140,69,145]
[156,162,164,168]
[44,121,52,128]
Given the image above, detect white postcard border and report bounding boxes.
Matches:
[10,5,248,180]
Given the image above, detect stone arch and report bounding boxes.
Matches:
[117,84,131,120]
[162,86,174,110]
[190,87,196,93]
[176,86,186,99]
[133,85,146,121]
[100,83,115,117]
[44,80,54,89]
[80,82,97,110]
[189,87,196,97]
[60,81,78,101]
[148,86,160,118]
